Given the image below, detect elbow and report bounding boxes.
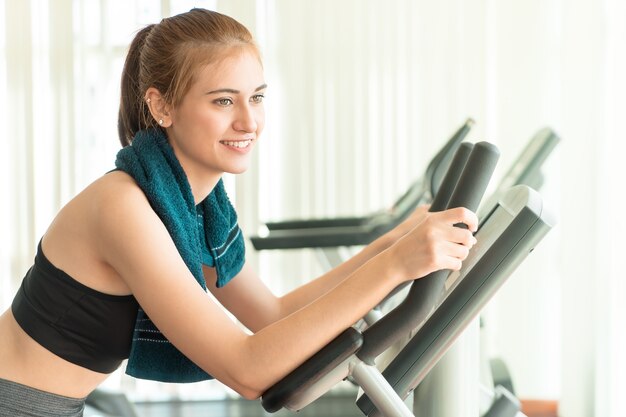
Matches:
[229,374,265,400]
[224,358,269,401]
[232,368,272,400]
[210,335,276,400]
[197,368,265,401]
[237,386,263,401]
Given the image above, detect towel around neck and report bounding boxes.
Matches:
[115,127,245,382]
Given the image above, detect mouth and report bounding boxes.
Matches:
[220,139,254,149]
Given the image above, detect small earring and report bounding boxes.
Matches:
[158,119,163,125]
[146,98,151,103]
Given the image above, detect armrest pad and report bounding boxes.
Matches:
[261,327,363,413]
[250,222,394,250]
[264,216,371,231]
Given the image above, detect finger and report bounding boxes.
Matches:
[442,256,463,272]
[445,207,479,232]
[449,228,477,247]
[442,241,471,261]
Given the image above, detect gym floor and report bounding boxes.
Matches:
[133,394,558,417]
[134,392,363,416]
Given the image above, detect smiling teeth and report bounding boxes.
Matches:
[223,140,252,148]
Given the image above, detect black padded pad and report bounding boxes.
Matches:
[261,327,363,413]
[250,223,393,250]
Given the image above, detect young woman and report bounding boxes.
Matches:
[0,8,477,416]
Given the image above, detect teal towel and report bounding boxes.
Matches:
[115,128,245,383]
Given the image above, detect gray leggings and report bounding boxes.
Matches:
[0,378,85,417]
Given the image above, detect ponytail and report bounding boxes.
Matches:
[118,24,156,147]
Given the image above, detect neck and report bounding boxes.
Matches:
[164,138,223,204]
[187,171,222,205]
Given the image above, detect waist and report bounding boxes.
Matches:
[0,309,107,399]
[0,377,86,417]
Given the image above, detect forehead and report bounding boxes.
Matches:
[193,48,264,91]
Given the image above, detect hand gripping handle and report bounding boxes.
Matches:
[357,141,500,363]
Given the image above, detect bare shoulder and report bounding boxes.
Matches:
[89,170,150,214]
[48,170,148,234]
[87,171,171,264]
[84,171,160,239]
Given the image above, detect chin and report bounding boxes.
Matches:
[226,164,251,175]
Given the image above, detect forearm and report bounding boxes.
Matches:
[238,248,403,395]
[277,233,396,318]
[274,206,430,319]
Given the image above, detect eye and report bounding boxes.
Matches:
[214,98,233,106]
[251,94,265,104]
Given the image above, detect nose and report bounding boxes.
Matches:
[233,103,258,133]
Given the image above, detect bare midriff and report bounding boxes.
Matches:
[0,309,109,399]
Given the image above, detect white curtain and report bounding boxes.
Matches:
[1,0,624,414]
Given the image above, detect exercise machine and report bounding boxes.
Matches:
[259,142,554,417]
[251,124,559,410]
[251,125,560,408]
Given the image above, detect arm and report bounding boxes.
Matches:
[207,204,432,332]
[97,177,475,399]
[281,204,434,307]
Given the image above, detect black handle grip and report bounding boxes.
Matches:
[447,141,500,212]
[430,142,474,212]
[356,141,500,363]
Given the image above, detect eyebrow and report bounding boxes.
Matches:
[206,84,267,95]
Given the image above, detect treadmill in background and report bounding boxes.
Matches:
[250,119,474,269]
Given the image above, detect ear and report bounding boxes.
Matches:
[145,87,173,128]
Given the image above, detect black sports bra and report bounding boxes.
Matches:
[11,242,139,374]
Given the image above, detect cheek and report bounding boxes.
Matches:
[189,111,226,136]
[175,102,216,126]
